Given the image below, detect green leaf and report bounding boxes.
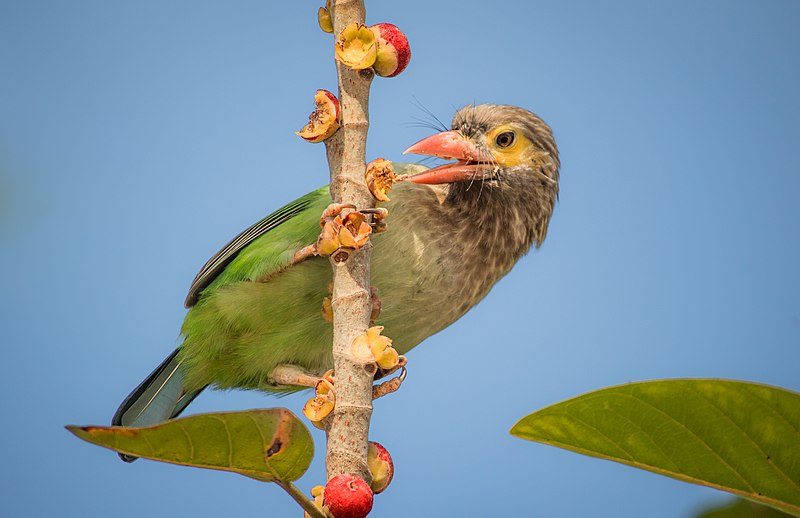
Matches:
[695,497,795,518]
[511,380,800,516]
[67,408,313,482]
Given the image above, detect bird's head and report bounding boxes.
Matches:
[402,104,559,189]
[403,104,560,248]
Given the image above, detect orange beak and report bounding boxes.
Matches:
[402,130,493,184]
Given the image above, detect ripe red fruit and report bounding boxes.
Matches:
[370,23,411,77]
[367,442,394,494]
[324,474,374,518]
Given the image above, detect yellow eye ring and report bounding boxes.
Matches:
[495,131,516,148]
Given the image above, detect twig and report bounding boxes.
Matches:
[322,0,376,483]
[275,480,327,518]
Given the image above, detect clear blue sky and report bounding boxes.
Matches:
[1,1,798,516]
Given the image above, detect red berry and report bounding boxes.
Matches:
[324,474,374,518]
[370,23,411,77]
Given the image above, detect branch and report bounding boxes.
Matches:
[323,0,376,482]
[276,481,327,518]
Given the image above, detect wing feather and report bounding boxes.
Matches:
[184,190,324,307]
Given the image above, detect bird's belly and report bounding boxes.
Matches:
[179,257,334,392]
[178,192,495,393]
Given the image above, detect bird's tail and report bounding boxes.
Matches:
[112,348,205,462]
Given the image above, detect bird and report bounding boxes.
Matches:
[113,103,560,446]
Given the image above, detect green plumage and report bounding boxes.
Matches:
[114,104,560,434]
[179,176,469,393]
[180,186,332,392]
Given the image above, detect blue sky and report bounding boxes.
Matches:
[1,1,798,516]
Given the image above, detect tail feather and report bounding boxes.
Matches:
[112,348,205,462]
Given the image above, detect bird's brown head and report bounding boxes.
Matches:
[403,104,560,246]
[403,104,559,188]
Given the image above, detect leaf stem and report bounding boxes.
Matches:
[276,480,327,518]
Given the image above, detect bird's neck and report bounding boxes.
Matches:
[444,172,558,267]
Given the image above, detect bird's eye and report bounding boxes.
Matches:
[495,131,516,148]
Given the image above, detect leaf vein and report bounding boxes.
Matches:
[547,409,638,462]
[177,422,194,462]
[687,385,800,493]
[742,384,800,438]
[208,415,233,468]
[246,413,276,479]
[625,390,756,492]
[140,433,156,458]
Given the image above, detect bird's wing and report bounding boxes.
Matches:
[183,163,429,308]
[184,186,330,307]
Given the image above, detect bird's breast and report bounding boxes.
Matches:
[370,182,531,350]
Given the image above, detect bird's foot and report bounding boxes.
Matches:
[298,364,407,427]
[289,204,358,265]
[372,365,407,400]
[268,364,324,388]
[321,203,387,234]
[372,354,407,400]
[268,365,337,423]
[294,327,407,424]
[351,326,408,399]
[292,204,390,267]
[291,243,318,265]
[297,364,405,423]
[360,207,388,233]
[374,354,407,380]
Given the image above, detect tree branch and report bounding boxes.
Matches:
[323,0,376,483]
[275,480,327,518]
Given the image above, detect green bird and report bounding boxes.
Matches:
[113,104,559,447]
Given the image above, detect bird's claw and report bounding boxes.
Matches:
[271,365,336,427]
[350,327,408,398]
[268,364,324,388]
[293,203,387,264]
[360,207,389,233]
[372,366,406,400]
[300,361,406,424]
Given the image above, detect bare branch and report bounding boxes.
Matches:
[323,0,376,483]
[275,480,327,518]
